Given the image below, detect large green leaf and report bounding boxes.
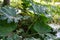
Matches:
[0,6,22,23]
[0,20,17,36]
[33,21,51,34]
[0,6,19,36]
[29,1,48,14]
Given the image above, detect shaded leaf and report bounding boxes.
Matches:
[33,21,51,34]
[0,20,17,36]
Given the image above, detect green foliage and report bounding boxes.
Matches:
[0,6,22,36]
[33,15,51,34]
[54,0,60,2]
[0,0,60,40]
[0,6,22,23]
[0,20,17,36]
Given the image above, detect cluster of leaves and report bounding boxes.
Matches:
[0,6,22,36]
[0,0,60,40]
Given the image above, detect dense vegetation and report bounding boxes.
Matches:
[0,0,60,40]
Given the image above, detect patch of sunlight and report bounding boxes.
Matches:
[33,0,40,3]
[41,1,47,4]
[48,24,60,31]
[55,2,60,5]
[56,32,60,38]
[0,0,3,1]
